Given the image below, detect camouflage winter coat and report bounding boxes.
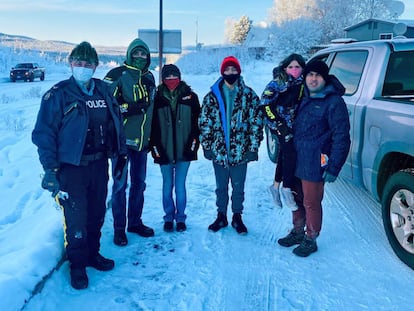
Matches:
[198,76,263,167]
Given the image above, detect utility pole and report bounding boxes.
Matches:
[158,0,163,84]
[195,18,198,46]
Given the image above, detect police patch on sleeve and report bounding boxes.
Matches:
[43,91,52,101]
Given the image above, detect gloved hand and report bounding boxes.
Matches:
[203,149,214,160]
[323,171,337,183]
[120,100,149,117]
[114,154,128,179]
[246,151,258,162]
[41,169,60,197]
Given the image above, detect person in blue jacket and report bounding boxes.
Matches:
[277,60,351,257]
[32,42,127,289]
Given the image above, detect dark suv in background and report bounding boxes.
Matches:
[10,63,45,82]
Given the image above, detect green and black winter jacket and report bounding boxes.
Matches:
[103,38,155,152]
[150,81,201,165]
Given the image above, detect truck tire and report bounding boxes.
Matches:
[29,75,34,82]
[40,73,45,81]
[265,126,279,164]
[381,169,414,270]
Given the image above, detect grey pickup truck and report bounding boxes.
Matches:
[266,38,414,269]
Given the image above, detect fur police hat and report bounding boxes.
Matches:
[69,41,99,65]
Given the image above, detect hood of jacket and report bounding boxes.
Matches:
[125,38,151,71]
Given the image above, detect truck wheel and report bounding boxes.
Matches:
[382,169,414,270]
[40,73,45,81]
[265,126,279,164]
[29,75,34,82]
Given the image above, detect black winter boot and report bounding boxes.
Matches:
[114,229,128,246]
[293,236,318,257]
[278,230,305,247]
[87,253,115,271]
[208,212,228,232]
[164,221,174,232]
[231,213,247,235]
[70,267,88,290]
[128,223,155,237]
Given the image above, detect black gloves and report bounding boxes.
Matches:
[203,149,213,160]
[246,151,258,162]
[114,154,128,179]
[323,171,337,183]
[42,169,60,197]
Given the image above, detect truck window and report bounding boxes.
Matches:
[329,51,368,96]
[383,51,414,96]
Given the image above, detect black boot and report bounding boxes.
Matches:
[128,223,155,237]
[293,236,318,257]
[208,212,228,232]
[114,229,128,246]
[231,213,247,235]
[277,229,305,247]
[70,267,88,290]
[87,253,115,271]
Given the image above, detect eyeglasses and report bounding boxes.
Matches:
[132,50,148,59]
[71,60,96,69]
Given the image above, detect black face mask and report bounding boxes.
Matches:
[223,74,239,85]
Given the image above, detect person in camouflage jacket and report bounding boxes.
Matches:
[199,56,263,235]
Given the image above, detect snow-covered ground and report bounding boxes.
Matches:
[0,61,413,311]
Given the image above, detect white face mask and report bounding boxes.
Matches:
[72,67,94,83]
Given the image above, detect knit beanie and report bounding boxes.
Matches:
[161,64,181,80]
[303,60,329,82]
[220,56,241,75]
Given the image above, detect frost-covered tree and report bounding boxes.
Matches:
[314,0,397,41]
[228,15,252,45]
[268,0,400,43]
[224,18,236,44]
[269,0,317,25]
[269,18,322,59]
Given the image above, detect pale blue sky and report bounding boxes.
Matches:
[0,0,413,47]
[0,0,273,47]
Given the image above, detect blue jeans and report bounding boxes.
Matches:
[213,162,247,214]
[111,149,147,230]
[160,161,191,223]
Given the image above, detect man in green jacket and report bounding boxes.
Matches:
[104,38,156,246]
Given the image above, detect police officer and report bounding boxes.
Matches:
[32,41,127,290]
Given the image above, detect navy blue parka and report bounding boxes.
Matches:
[293,75,350,182]
[32,77,126,170]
